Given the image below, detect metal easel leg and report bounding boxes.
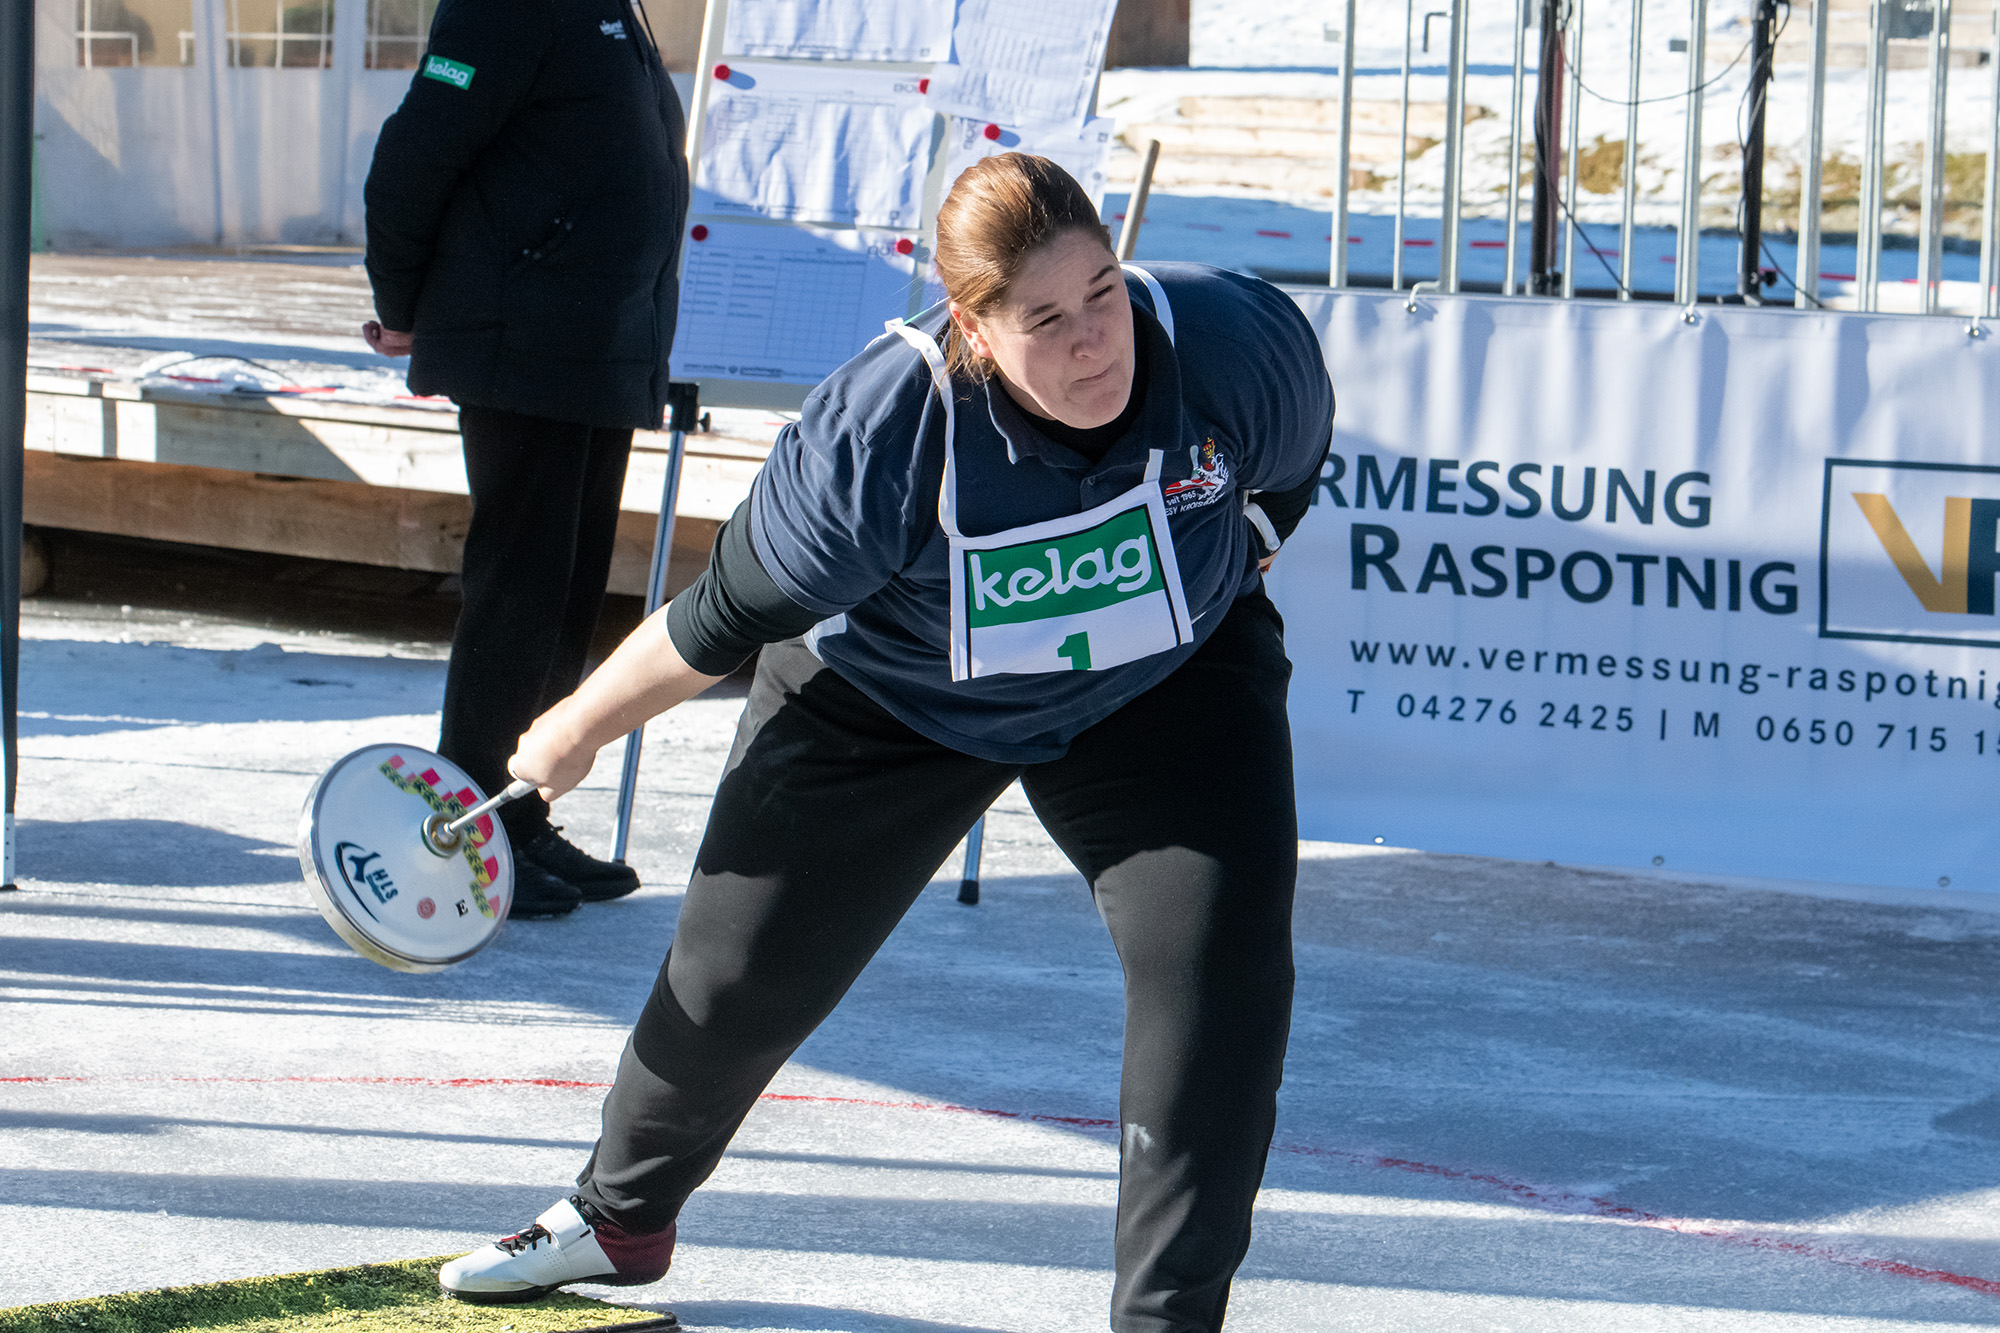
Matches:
[957,814,985,906]
[610,382,700,866]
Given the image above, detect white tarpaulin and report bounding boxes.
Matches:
[695,62,935,231]
[722,0,953,63]
[1268,290,2000,893]
[938,114,1114,208]
[922,0,1116,131]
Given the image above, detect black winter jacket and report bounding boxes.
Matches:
[364,0,688,429]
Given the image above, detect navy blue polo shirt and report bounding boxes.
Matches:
[748,262,1334,763]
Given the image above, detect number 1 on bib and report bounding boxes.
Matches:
[1056,632,1092,671]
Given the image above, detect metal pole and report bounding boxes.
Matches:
[1797,0,1829,308]
[201,0,227,243]
[1333,0,1358,287]
[1531,0,1565,293]
[1117,139,1161,261]
[1983,1,2000,318]
[1561,0,1585,298]
[1858,0,1888,312]
[1738,0,1778,303]
[1503,0,1530,295]
[1676,0,1709,307]
[956,814,984,905]
[609,382,699,865]
[1441,0,1471,291]
[0,0,28,890]
[1394,0,1416,290]
[1916,0,1953,314]
[1620,0,1644,298]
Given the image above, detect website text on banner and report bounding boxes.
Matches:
[1267,293,2000,894]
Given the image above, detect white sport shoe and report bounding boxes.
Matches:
[440,1195,675,1304]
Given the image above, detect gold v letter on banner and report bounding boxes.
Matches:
[1852,493,1969,613]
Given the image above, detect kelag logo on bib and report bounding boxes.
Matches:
[893,269,1195,683]
[963,507,1178,674]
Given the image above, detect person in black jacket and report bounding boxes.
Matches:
[361,0,689,916]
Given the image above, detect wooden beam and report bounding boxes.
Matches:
[24,451,719,599]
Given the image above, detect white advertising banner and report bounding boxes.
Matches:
[1269,291,2000,892]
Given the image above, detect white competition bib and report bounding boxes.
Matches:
[890,265,1194,681]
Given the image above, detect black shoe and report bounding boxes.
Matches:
[520,826,642,903]
[509,857,583,918]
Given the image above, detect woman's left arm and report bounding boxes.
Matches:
[1231,286,1336,563]
[1248,424,1333,564]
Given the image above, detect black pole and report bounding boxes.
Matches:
[1529,0,1566,295]
[1737,0,1780,303]
[0,0,31,892]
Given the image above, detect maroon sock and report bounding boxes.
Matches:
[592,1216,676,1285]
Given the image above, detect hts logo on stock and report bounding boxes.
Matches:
[1821,459,2000,648]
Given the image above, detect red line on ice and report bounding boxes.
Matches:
[11,1074,1995,1298]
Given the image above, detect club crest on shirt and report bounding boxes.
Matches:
[1162,438,1232,516]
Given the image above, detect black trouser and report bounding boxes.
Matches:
[576,592,1298,1333]
[440,405,633,840]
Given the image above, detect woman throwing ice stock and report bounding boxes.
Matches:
[441,154,1334,1331]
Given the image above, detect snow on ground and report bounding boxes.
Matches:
[1104,0,1996,302]
[4,600,2000,1329]
[1182,0,1998,220]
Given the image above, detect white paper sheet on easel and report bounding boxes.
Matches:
[722,0,953,62]
[696,62,936,230]
[940,116,1116,207]
[670,221,919,385]
[923,0,1117,131]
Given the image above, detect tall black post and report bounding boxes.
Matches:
[0,0,30,888]
[1529,0,1566,295]
[1737,0,1779,303]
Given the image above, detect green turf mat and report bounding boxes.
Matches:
[0,1256,676,1333]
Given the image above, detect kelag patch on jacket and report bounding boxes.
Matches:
[422,55,475,89]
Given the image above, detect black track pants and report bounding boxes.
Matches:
[578,591,1298,1333]
[439,405,632,839]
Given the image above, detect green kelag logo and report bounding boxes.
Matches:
[966,507,1162,628]
[422,54,474,89]
[1821,459,2000,648]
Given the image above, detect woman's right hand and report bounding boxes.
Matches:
[497,600,728,808]
[507,698,599,804]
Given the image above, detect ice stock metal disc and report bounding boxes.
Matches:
[297,744,513,972]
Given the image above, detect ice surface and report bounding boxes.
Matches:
[5,601,2000,1328]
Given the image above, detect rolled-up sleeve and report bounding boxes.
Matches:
[665,497,825,675]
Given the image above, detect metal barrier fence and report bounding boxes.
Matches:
[1325,0,2000,317]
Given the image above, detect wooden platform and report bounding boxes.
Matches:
[24,252,775,598]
